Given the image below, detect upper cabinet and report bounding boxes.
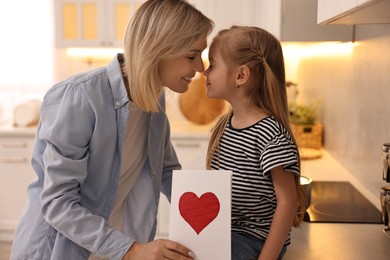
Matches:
[279,0,353,41]
[55,0,144,47]
[189,0,353,42]
[318,0,390,25]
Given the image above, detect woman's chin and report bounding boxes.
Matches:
[167,84,189,93]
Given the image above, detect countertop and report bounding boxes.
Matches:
[169,121,211,139]
[287,151,389,259]
[0,123,36,138]
[300,150,380,211]
[285,223,390,260]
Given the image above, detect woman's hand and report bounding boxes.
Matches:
[123,239,195,260]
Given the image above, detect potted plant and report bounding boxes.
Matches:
[290,98,323,150]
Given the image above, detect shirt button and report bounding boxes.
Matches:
[152,170,156,176]
[115,101,120,106]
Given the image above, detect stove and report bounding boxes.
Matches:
[304,181,381,223]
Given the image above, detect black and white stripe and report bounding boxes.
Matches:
[210,116,299,245]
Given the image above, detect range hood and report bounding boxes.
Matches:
[319,0,390,25]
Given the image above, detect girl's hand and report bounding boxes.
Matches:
[123,239,195,260]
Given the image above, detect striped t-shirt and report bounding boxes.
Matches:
[210,115,299,245]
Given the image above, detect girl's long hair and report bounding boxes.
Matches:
[123,0,213,112]
[206,26,306,227]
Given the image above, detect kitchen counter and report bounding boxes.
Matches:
[0,122,36,138]
[169,120,211,139]
[285,222,389,260]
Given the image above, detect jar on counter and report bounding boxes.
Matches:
[380,185,390,226]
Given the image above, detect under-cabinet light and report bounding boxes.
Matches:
[66,48,123,58]
[282,41,357,59]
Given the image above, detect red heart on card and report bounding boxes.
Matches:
[178,192,220,234]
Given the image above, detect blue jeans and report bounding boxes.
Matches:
[231,232,287,260]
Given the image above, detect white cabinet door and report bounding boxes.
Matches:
[55,0,143,47]
[318,0,390,25]
[0,137,35,241]
[191,0,352,42]
[317,0,357,24]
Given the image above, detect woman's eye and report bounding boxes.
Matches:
[187,56,195,60]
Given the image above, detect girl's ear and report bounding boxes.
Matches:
[235,65,250,86]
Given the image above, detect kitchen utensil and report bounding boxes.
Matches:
[382,143,390,182]
[380,185,390,226]
[299,147,323,160]
[386,193,390,229]
[300,176,312,209]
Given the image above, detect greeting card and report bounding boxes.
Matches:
[169,170,232,260]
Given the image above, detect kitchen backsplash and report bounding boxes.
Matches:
[296,24,390,197]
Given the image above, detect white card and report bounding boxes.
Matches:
[169,170,232,260]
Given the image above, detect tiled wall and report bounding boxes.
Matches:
[296,24,390,196]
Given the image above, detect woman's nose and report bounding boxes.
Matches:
[195,57,205,72]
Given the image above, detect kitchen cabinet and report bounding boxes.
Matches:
[278,0,353,41]
[55,0,144,47]
[0,130,36,241]
[189,0,352,42]
[170,137,208,171]
[318,0,390,25]
[156,134,209,238]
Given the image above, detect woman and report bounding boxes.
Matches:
[10,1,213,259]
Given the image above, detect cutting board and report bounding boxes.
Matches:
[179,74,225,125]
[299,148,323,160]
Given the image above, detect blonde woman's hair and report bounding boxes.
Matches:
[206,26,306,227]
[123,0,213,112]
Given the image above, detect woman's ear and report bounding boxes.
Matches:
[235,65,250,86]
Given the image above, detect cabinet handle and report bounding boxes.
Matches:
[0,156,28,163]
[1,142,28,149]
[175,142,201,148]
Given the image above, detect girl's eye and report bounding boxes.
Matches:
[187,56,195,60]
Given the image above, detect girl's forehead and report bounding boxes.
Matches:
[209,45,222,58]
[209,44,218,55]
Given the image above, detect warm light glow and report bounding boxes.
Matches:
[201,49,210,68]
[283,41,357,59]
[66,48,123,58]
[282,42,357,81]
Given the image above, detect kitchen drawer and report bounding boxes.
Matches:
[0,138,34,167]
[0,137,35,241]
[0,138,34,151]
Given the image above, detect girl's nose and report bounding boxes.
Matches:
[204,67,210,76]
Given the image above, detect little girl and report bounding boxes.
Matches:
[204,26,306,260]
